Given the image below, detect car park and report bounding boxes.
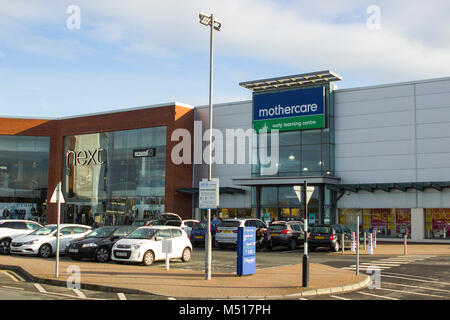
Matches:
[181,219,200,237]
[189,219,221,247]
[331,224,353,249]
[65,225,136,262]
[267,220,305,250]
[308,224,344,252]
[111,226,192,266]
[215,218,267,248]
[10,224,92,258]
[0,220,43,254]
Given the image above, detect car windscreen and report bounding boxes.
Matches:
[269,224,287,232]
[86,227,116,238]
[126,228,158,239]
[193,222,207,230]
[311,226,332,234]
[333,225,343,233]
[220,221,241,228]
[29,225,57,236]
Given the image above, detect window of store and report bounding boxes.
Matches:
[339,208,411,238]
[0,135,50,223]
[424,209,450,240]
[62,126,166,226]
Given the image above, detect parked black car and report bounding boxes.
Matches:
[65,225,137,262]
[132,213,183,227]
[267,220,305,250]
[308,224,354,252]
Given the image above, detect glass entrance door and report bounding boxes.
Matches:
[279,207,303,221]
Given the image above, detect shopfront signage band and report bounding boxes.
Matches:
[253,86,325,132]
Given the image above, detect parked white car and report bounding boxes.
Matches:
[215,218,267,248]
[0,220,43,254]
[10,224,92,258]
[111,226,193,266]
[181,219,200,237]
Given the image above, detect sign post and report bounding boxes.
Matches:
[50,182,65,278]
[302,180,312,287]
[199,178,219,280]
[356,216,360,276]
[162,239,172,270]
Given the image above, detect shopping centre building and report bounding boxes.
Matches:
[1,70,449,243]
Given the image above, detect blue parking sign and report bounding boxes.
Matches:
[237,227,256,276]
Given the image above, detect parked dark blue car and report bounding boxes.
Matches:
[190,220,221,247]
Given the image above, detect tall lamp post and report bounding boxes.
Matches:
[199,12,221,280]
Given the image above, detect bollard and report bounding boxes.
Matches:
[373,232,377,248]
[351,232,355,252]
[341,233,345,254]
[404,232,408,256]
[368,233,373,255]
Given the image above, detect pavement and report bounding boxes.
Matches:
[0,255,369,299]
[1,243,448,299]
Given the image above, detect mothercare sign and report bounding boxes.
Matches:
[253,86,325,132]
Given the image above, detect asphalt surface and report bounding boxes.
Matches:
[0,245,449,300]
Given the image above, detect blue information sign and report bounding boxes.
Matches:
[237,227,256,276]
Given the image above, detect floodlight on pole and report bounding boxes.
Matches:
[199,12,221,281]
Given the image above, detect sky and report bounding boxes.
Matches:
[0,0,450,118]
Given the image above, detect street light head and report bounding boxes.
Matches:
[199,12,222,31]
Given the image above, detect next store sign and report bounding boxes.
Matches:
[253,86,325,132]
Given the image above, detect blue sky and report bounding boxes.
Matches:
[0,0,450,118]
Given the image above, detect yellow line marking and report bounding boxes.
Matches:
[1,270,19,282]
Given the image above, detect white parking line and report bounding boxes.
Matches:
[381,272,439,281]
[359,263,401,267]
[357,292,398,300]
[376,287,447,299]
[330,295,351,300]
[117,293,127,300]
[381,274,450,286]
[1,285,24,290]
[33,283,47,293]
[382,282,450,293]
[72,289,87,299]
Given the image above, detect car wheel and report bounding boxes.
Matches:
[181,247,192,262]
[95,247,110,262]
[39,244,52,258]
[288,238,297,251]
[142,250,155,266]
[0,238,11,254]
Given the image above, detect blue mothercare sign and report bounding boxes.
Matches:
[253,86,325,132]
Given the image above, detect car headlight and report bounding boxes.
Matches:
[23,240,38,245]
[82,243,98,248]
[133,244,142,250]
